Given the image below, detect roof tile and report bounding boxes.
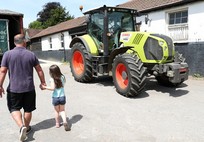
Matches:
[32,16,86,39]
[117,0,197,12]
[32,0,200,38]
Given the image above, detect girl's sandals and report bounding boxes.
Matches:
[63,123,71,131]
[56,123,60,128]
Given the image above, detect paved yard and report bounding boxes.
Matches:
[0,61,204,142]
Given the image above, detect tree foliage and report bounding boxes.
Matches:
[28,21,43,29]
[29,2,74,29]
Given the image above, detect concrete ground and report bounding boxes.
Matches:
[0,60,204,142]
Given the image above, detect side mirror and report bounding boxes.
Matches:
[145,16,149,24]
[145,15,151,25]
[136,12,141,17]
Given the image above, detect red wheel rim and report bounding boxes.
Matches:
[72,51,84,75]
[115,63,128,89]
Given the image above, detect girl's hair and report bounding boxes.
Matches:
[49,64,66,88]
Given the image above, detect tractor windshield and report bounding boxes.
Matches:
[88,9,135,51]
[108,12,134,33]
[108,11,135,48]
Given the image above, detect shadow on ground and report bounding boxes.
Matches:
[143,77,189,97]
[80,76,189,99]
[89,76,114,87]
[25,114,83,141]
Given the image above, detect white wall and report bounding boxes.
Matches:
[41,31,72,51]
[63,32,72,49]
[188,2,204,42]
[137,11,166,34]
[138,1,204,42]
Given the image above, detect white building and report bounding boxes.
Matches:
[118,0,204,43]
[31,16,86,51]
[118,0,204,75]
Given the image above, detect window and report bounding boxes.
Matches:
[89,13,104,43]
[169,10,188,25]
[49,37,52,49]
[61,34,64,48]
[167,9,188,42]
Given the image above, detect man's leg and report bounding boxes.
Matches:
[23,90,36,129]
[11,110,27,141]
[24,112,32,128]
[11,110,24,127]
[7,92,27,141]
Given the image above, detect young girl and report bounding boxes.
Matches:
[42,64,70,131]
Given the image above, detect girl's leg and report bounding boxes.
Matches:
[54,105,60,128]
[59,105,70,131]
[59,105,67,123]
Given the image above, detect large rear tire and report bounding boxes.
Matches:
[70,42,93,82]
[112,53,147,97]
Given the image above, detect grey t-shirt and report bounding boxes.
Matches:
[1,47,39,93]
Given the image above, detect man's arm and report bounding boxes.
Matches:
[34,64,46,87]
[0,67,7,98]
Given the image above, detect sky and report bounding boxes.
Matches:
[1,0,129,28]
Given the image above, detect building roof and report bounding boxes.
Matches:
[32,16,86,39]
[117,0,201,12]
[26,29,43,38]
[31,0,201,39]
[0,9,23,16]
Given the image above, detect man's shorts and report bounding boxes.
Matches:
[52,96,66,106]
[7,90,36,113]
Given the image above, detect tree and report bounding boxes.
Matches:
[29,21,43,29]
[43,7,74,28]
[30,2,74,29]
[37,2,60,23]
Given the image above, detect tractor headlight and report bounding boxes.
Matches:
[159,40,164,47]
[167,71,174,77]
[159,40,167,51]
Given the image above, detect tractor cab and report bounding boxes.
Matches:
[84,6,137,55]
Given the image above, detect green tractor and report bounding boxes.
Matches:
[69,5,189,97]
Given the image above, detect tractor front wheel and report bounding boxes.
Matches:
[112,53,147,97]
[70,42,93,82]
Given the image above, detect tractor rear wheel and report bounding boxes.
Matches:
[70,42,93,82]
[112,53,147,97]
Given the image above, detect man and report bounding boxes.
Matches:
[0,34,46,141]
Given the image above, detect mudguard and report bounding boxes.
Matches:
[70,34,99,56]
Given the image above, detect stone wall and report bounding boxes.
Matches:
[175,42,204,76]
[33,50,71,63]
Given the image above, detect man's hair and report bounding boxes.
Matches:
[14,34,25,44]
